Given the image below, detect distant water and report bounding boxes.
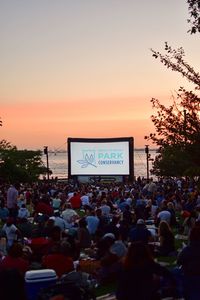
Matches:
[42,149,157,179]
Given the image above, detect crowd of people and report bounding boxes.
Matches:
[0,176,200,299]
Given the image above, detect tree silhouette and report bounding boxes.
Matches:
[145,43,200,176]
[187,0,200,34]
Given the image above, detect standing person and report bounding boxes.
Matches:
[2,218,20,248]
[7,183,19,218]
[76,217,91,249]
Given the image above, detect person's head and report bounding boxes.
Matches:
[65,203,72,209]
[123,242,153,269]
[111,215,120,225]
[101,199,107,205]
[167,202,174,210]
[6,217,14,226]
[158,220,172,236]
[60,241,72,257]
[96,208,102,217]
[54,210,60,217]
[161,200,167,210]
[46,218,55,228]
[136,218,145,226]
[50,226,62,242]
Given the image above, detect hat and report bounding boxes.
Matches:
[110,241,127,258]
[102,233,115,240]
[137,219,145,225]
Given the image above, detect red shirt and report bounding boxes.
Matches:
[42,253,74,277]
[0,256,29,275]
[35,202,53,216]
[70,194,81,209]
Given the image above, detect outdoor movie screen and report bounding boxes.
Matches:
[68,137,133,176]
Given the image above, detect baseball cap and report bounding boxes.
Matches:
[137,219,145,225]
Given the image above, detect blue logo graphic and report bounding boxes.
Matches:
[77,152,97,168]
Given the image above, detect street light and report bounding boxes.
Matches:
[145,145,150,180]
[44,146,49,181]
[183,109,187,145]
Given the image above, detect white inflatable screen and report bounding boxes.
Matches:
[70,141,130,175]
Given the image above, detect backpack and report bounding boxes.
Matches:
[37,271,96,300]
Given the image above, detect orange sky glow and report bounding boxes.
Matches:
[1,1,199,151]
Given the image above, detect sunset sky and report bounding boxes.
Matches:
[1,0,200,151]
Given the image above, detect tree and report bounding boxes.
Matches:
[0,140,47,183]
[145,43,200,177]
[187,0,200,34]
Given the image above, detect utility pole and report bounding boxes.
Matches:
[183,109,187,145]
[145,145,150,180]
[44,146,49,181]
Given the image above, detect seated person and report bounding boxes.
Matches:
[17,204,30,220]
[116,242,175,300]
[42,241,74,278]
[0,242,29,275]
[156,220,175,256]
[177,225,200,276]
[0,202,9,223]
[76,217,91,250]
[129,219,152,244]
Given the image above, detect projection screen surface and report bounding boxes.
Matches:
[70,141,130,175]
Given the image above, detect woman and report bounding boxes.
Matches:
[76,217,91,249]
[157,220,175,256]
[116,242,175,300]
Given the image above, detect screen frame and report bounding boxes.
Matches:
[67,137,134,179]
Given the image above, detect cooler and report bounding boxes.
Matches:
[25,269,58,300]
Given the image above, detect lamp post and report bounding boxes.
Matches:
[44,146,49,181]
[145,145,150,180]
[183,109,187,145]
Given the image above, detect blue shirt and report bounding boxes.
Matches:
[86,216,99,235]
[129,225,151,244]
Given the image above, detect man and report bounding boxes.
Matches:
[80,192,90,207]
[61,204,79,229]
[50,211,67,231]
[86,209,99,235]
[7,183,19,218]
[157,208,171,225]
[70,192,81,209]
[129,219,151,244]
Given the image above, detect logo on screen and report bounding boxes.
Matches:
[77,151,97,168]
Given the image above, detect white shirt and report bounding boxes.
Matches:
[81,195,90,206]
[18,207,30,219]
[2,224,18,247]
